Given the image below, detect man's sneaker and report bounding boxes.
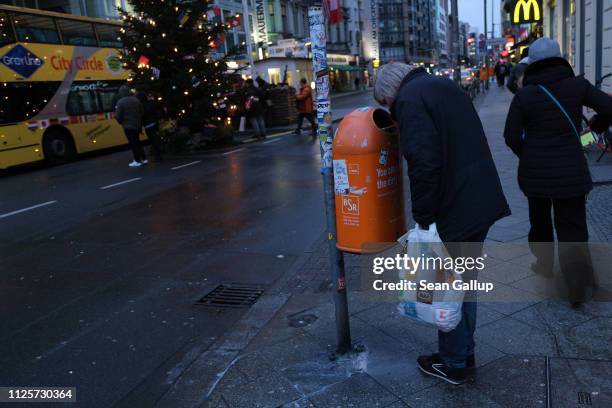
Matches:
[141,159,149,165]
[417,354,467,385]
[129,161,142,168]
[431,352,475,369]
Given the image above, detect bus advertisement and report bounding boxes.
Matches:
[0,6,140,169]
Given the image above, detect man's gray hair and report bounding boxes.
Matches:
[373,62,415,106]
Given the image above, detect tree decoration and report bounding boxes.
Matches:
[119,0,244,123]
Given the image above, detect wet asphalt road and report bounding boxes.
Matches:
[0,92,376,407]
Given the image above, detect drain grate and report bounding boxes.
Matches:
[196,284,264,308]
[577,391,592,405]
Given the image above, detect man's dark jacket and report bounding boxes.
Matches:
[503,57,612,198]
[392,68,510,242]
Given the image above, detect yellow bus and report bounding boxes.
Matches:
[0,5,138,169]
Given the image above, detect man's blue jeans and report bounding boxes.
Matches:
[438,228,488,368]
[439,302,477,368]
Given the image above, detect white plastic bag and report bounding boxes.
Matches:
[397,223,464,332]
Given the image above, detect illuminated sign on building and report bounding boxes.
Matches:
[513,0,542,25]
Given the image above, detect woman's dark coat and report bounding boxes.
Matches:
[392,68,510,242]
[503,57,612,198]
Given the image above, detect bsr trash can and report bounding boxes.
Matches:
[332,107,406,253]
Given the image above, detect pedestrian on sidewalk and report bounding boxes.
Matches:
[503,37,612,305]
[494,61,508,87]
[295,78,317,137]
[115,85,146,167]
[479,65,489,93]
[374,62,510,385]
[242,78,267,139]
[136,89,164,162]
[507,48,530,94]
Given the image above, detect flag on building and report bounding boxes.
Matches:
[323,0,343,24]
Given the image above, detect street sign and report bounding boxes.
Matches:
[512,0,542,25]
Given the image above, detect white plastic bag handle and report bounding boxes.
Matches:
[416,223,437,234]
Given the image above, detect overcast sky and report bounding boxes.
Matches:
[459,0,502,37]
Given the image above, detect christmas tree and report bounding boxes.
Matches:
[118,0,244,124]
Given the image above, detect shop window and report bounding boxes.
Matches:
[0,82,60,124]
[268,67,281,85]
[13,13,60,44]
[57,19,97,46]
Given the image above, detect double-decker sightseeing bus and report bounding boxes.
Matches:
[0,5,139,169]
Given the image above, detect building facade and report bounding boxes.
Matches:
[3,0,364,91]
[0,0,132,18]
[375,0,439,65]
[501,0,611,93]
[543,0,611,93]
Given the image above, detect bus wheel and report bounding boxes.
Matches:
[43,129,76,165]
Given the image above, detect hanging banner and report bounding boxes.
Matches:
[362,0,380,68]
[253,0,270,44]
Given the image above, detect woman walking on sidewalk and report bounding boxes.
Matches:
[374,62,510,385]
[503,37,612,305]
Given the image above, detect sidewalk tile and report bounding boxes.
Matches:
[511,301,593,334]
[281,397,317,407]
[480,260,535,284]
[307,372,399,408]
[557,317,612,360]
[358,342,441,399]
[550,357,612,407]
[475,316,557,356]
[352,303,438,351]
[406,383,504,408]
[210,369,302,408]
[471,356,547,407]
[479,283,538,315]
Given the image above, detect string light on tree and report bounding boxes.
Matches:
[118,0,244,121]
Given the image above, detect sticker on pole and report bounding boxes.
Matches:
[333,159,350,195]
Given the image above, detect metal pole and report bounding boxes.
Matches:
[308,5,352,354]
[451,0,460,83]
[485,0,495,89]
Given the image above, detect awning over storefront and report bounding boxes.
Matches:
[330,65,359,71]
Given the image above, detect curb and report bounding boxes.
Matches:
[155,233,328,407]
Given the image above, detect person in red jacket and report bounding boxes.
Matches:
[295,78,317,136]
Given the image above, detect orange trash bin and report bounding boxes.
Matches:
[333,107,406,253]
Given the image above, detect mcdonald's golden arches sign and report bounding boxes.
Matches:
[512,0,543,24]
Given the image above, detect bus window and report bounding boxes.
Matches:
[96,24,122,48]
[0,82,60,125]
[13,13,60,44]
[97,85,122,112]
[57,19,97,47]
[0,12,15,46]
[67,86,99,115]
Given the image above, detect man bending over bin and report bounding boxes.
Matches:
[374,62,510,385]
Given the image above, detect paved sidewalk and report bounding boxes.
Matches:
[161,86,612,408]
